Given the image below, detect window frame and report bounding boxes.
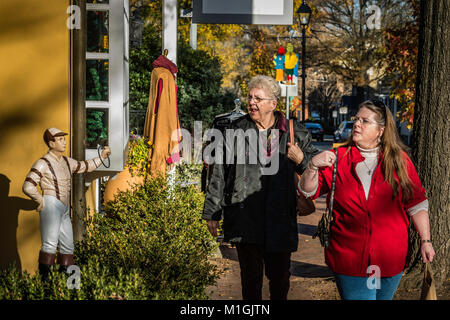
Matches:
[85,0,129,173]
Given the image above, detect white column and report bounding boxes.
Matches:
[190,23,197,50]
[162,0,177,65]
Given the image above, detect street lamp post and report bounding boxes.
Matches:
[297,1,312,122]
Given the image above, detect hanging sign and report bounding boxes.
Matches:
[193,0,293,25]
[339,106,348,114]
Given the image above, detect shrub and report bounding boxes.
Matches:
[177,42,237,132]
[0,176,218,300]
[0,259,146,300]
[175,161,203,187]
[79,175,218,300]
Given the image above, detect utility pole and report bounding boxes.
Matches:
[72,0,87,242]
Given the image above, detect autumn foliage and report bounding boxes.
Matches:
[385,0,420,128]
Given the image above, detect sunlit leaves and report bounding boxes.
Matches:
[384,0,419,127]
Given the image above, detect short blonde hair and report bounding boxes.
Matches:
[248,75,281,101]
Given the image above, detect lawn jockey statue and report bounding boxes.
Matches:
[22,128,111,278]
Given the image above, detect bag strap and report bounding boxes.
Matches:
[327,148,339,221]
[289,119,294,144]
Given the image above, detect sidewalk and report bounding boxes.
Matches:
[206,195,341,300]
[206,196,447,300]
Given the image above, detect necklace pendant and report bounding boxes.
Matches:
[368,170,372,175]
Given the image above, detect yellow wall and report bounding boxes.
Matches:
[0,0,70,273]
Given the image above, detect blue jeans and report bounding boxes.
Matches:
[334,272,403,300]
[40,195,74,254]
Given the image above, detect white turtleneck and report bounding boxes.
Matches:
[298,145,428,216]
[355,145,379,200]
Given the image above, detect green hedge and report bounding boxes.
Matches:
[0,176,218,300]
[0,258,145,300]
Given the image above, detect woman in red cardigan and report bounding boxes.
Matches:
[299,100,435,300]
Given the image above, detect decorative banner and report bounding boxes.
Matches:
[289,96,301,118]
[273,44,299,86]
[284,43,298,85]
[273,47,285,83]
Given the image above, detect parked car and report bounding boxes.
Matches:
[310,111,321,121]
[305,122,324,142]
[334,121,354,142]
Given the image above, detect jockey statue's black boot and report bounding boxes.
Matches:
[57,253,74,274]
[38,250,56,281]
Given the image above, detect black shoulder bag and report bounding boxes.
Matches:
[313,148,338,248]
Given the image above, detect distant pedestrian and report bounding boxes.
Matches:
[299,100,435,300]
[203,75,319,300]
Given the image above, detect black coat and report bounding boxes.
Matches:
[202,112,319,253]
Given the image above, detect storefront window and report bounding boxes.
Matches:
[86,59,109,101]
[85,0,129,170]
[86,108,109,149]
[87,11,109,53]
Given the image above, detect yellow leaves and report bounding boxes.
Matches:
[127,135,151,177]
[177,19,247,89]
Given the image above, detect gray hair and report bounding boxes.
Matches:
[248,75,281,101]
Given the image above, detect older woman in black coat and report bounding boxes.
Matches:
[202,75,319,300]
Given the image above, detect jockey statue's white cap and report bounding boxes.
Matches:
[43,128,68,146]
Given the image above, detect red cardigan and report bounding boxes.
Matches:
[313,146,427,277]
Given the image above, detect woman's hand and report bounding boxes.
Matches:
[411,211,434,263]
[207,220,219,237]
[310,150,336,169]
[287,142,304,165]
[421,242,435,263]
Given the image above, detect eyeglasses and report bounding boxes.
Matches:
[351,116,378,126]
[247,95,275,104]
[358,100,387,126]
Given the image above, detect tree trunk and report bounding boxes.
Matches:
[401,0,450,292]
